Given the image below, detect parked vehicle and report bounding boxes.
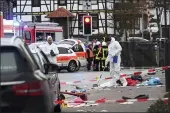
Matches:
[56,44,79,72]
[24,22,63,44]
[0,36,61,112]
[58,39,87,69]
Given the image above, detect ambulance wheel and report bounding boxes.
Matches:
[67,61,77,72]
[75,62,80,71]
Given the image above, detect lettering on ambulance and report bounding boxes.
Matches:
[75,52,86,60]
[57,56,70,63]
[57,56,78,66]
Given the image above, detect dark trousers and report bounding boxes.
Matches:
[94,59,103,71]
[101,60,105,71]
[87,58,93,70]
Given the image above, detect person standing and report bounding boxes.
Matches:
[86,43,94,71]
[40,36,59,64]
[101,41,108,71]
[105,37,122,87]
[95,41,103,71]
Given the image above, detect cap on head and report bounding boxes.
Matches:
[96,41,101,45]
[47,36,53,41]
[102,42,107,46]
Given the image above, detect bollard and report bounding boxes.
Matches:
[165,40,170,92]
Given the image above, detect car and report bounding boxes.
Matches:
[0,36,61,113]
[57,39,87,69]
[56,44,79,72]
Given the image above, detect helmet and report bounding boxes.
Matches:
[102,42,107,46]
[96,41,101,45]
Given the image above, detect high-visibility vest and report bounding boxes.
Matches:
[96,48,102,60]
[86,48,94,58]
[102,47,108,60]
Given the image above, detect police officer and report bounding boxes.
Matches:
[101,41,108,71]
[94,41,103,71]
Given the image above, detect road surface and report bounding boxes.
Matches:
[58,68,166,112]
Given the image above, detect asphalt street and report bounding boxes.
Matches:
[58,68,166,112]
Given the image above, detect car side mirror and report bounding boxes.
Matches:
[44,63,58,74]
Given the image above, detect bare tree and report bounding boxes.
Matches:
[107,0,149,39]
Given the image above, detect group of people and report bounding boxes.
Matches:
[86,37,122,87]
[41,35,123,87]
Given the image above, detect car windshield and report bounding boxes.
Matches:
[59,40,75,46]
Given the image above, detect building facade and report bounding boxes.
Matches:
[12,0,169,39]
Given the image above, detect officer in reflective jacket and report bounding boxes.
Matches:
[86,43,94,71]
[101,41,108,71]
[94,41,103,71]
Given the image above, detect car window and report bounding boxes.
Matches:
[1,47,31,75]
[58,47,69,54]
[72,44,84,52]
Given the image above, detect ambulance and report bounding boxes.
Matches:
[23,22,63,44]
[57,39,87,68]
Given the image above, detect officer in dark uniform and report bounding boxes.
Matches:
[93,42,99,71]
[101,41,108,71]
[94,41,103,71]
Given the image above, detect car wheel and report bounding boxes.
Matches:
[67,61,77,72]
[75,62,80,71]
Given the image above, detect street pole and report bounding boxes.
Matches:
[142,12,144,38]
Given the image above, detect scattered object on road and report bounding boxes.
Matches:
[73,97,84,103]
[61,91,88,101]
[93,67,107,87]
[122,94,149,100]
[99,81,114,88]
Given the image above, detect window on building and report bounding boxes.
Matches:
[58,0,67,6]
[78,14,85,29]
[91,13,98,29]
[31,0,40,7]
[32,16,41,22]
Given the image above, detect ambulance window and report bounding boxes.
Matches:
[72,44,83,52]
[58,47,69,54]
[25,31,31,40]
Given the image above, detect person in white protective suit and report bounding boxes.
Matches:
[105,37,122,87]
[41,36,59,64]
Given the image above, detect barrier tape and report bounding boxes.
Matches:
[55,97,170,104]
[60,66,170,85]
